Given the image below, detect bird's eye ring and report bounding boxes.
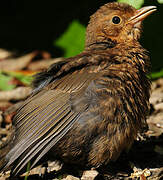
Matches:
[112,16,121,24]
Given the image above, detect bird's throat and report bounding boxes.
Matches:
[86,38,117,51]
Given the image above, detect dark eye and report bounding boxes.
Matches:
[112,16,121,24]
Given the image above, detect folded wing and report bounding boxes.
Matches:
[4,69,98,175]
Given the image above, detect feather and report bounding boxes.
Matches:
[4,68,98,175]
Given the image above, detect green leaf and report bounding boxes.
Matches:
[24,161,31,180]
[157,0,163,4]
[149,69,163,79]
[55,20,86,58]
[6,72,33,85]
[0,72,16,91]
[118,0,144,9]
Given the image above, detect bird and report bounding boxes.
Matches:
[0,2,156,176]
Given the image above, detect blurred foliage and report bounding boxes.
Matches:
[158,0,163,3]
[0,72,16,91]
[55,20,85,58]
[150,69,163,79]
[118,0,163,8]
[118,0,144,9]
[6,72,33,86]
[0,72,33,91]
[24,161,31,180]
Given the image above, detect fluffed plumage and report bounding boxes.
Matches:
[1,2,156,176]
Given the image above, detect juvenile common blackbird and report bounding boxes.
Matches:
[1,2,156,176]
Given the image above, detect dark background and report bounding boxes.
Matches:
[0,0,162,71]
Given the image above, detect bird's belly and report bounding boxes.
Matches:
[49,120,134,167]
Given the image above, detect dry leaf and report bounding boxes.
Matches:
[28,57,64,71]
[0,101,12,111]
[0,87,32,101]
[0,52,37,71]
[0,49,13,60]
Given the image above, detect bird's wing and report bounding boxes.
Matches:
[4,68,98,175]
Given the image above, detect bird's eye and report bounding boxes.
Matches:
[112,16,121,24]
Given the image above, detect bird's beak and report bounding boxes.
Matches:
[128,6,157,25]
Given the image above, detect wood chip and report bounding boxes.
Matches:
[81,170,99,180]
[47,160,62,172]
[0,111,3,125]
[63,175,80,180]
[130,168,151,179]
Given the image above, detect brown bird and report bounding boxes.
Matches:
[1,2,156,176]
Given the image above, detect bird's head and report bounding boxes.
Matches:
[85,2,156,49]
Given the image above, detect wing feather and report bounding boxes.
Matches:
[6,92,70,164]
[13,113,81,174]
[16,91,68,140]
[4,69,99,175]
